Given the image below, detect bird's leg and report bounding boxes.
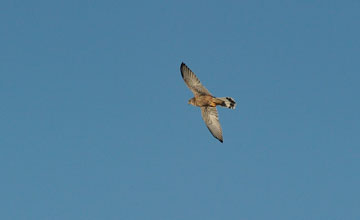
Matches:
[210,102,217,107]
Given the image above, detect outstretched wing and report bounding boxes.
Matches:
[180,62,212,96]
[201,107,223,143]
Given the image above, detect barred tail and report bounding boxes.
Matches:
[216,97,236,109]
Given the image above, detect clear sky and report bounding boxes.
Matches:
[1,0,359,219]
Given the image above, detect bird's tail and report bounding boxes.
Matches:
[215,97,236,109]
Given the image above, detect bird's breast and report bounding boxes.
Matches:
[194,95,216,107]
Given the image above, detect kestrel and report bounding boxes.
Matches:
[180,62,236,143]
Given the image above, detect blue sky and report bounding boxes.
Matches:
[1,0,359,219]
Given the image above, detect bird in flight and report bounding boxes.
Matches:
[180,62,236,143]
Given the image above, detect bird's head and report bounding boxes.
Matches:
[188,98,195,106]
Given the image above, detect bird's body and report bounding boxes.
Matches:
[189,95,218,107]
[180,62,236,143]
[189,96,236,108]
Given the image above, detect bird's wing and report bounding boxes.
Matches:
[201,107,223,143]
[180,62,212,96]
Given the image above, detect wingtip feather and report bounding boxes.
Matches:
[180,62,187,76]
